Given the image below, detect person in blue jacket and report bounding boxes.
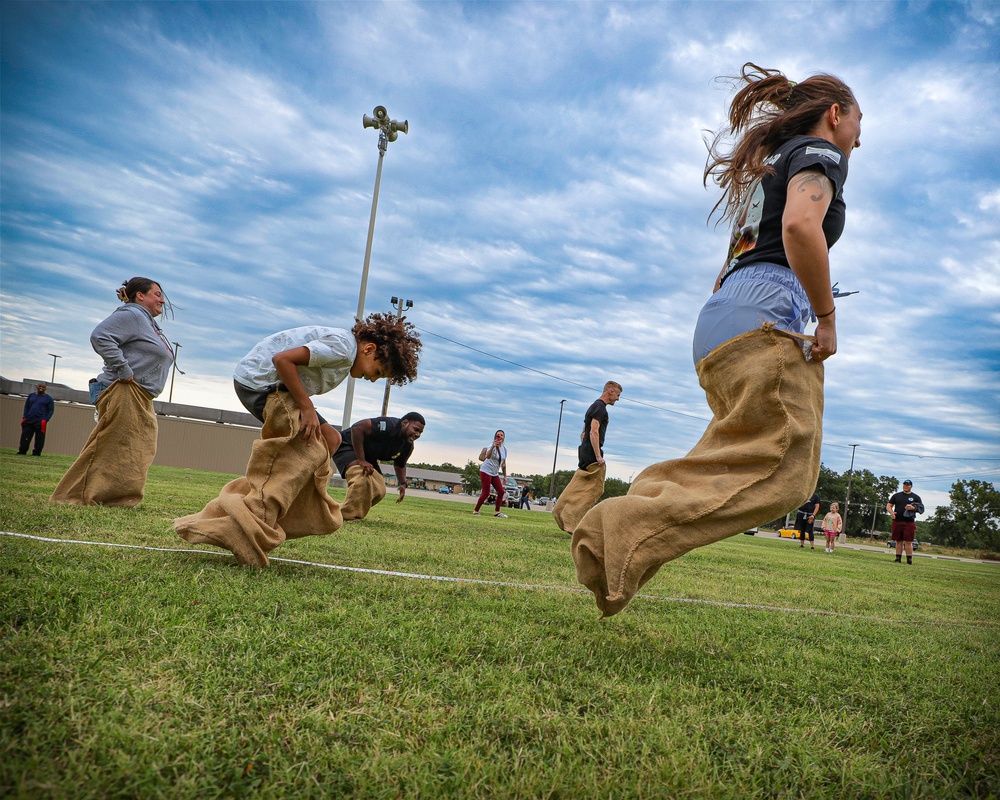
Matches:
[18,382,55,456]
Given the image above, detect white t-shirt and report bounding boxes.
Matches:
[233,326,357,396]
[480,443,507,477]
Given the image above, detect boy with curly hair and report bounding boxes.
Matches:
[175,313,421,567]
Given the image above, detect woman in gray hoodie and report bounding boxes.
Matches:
[52,277,175,507]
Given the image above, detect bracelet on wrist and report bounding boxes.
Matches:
[816,307,836,319]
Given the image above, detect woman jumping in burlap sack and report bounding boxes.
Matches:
[571,63,863,616]
[173,314,421,567]
[51,277,175,507]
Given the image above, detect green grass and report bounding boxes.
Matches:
[2,449,998,799]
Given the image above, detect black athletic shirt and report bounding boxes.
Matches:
[797,492,821,517]
[333,416,415,478]
[888,491,924,521]
[719,135,849,287]
[578,399,609,469]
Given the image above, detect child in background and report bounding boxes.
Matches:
[822,502,843,553]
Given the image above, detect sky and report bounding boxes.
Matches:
[2,0,999,518]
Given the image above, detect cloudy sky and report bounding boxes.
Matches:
[2,1,998,515]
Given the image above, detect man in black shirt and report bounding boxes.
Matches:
[886,479,924,564]
[333,412,425,520]
[553,381,622,534]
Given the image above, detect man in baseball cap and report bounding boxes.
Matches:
[886,480,924,564]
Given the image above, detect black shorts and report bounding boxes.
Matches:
[233,380,329,426]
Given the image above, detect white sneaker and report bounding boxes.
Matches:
[495,512,509,519]
[472,511,480,516]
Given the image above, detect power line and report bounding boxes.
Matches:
[824,442,1000,462]
[905,470,999,482]
[416,326,999,467]
[415,325,710,422]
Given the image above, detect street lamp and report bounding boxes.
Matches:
[168,342,185,404]
[843,443,859,541]
[342,105,409,429]
[381,296,413,416]
[48,353,61,383]
[548,399,567,508]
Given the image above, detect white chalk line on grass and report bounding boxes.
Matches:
[3,531,994,628]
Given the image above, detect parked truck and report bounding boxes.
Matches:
[487,476,522,508]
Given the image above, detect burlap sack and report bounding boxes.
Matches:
[571,325,824,617]
[50,380,157,507]
[340,464,388,521]
[173,390,342,567]
[553,462,606,534]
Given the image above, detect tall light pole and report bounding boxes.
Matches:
[548,399,567,507]
[48,353,61,383]
[168,343,185,404]
[342,105,409,429]
[843,443,860,541]
[380,296,413,416]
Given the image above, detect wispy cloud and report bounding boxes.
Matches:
[2,1,997,514]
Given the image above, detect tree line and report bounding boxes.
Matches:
[415,460,998,553]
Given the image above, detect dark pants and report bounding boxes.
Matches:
[19,421,46,455]
[795,513,815,543]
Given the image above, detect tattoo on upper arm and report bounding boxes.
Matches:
[790,171,833,203]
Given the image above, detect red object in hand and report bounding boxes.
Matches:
[21,418,26,425]
[40,420,47,433]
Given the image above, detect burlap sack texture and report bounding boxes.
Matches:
[571,325,824,617]
[553,461,606,534]
[50,380,157,508]
[341,464,387,520]
[174,390,342,567]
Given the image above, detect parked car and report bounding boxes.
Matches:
[538,497,550,506]
[438,486,453,494]
[886,539,920,551]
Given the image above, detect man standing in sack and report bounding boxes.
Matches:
[553,381,623,534]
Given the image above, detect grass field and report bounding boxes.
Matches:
[2,449,998,799]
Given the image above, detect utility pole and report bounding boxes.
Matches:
[843,443,859,542]
[548,400,567,508]
[168,343,185,403]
